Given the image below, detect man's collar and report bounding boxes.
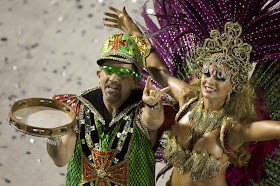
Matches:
[80,86,143,119]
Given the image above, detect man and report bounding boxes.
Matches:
[47,33,171,185]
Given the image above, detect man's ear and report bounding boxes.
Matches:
[96,70,101,78]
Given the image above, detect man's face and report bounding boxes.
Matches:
[97,60,139,106]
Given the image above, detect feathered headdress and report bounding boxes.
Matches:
[139,0,280,185]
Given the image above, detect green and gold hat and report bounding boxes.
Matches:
[97,33,143,73]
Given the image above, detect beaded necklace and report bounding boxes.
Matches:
[188,98,225,142]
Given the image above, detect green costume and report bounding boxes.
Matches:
[54,87,155,186]
[53,33,161,185]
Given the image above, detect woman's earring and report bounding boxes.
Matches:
[226,91,231,106]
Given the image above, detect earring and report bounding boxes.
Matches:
[226,92,231,106]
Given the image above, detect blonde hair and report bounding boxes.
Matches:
[183,78,259,167]
[226,83,259,123]
[226,83,259,167]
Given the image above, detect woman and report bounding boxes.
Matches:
[103,2,280,185]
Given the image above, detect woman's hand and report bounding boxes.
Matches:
[103,6,142,36]
[143,76,170,106]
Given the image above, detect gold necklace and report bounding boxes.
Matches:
[188,98,225,141]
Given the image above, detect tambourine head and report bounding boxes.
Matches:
[8,98,76,137]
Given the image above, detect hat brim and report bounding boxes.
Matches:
[97,50,142,72]
[97,55,134,66]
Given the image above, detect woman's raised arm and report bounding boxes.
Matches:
[103,6,192,104]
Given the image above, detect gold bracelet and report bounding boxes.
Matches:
[130,34,152,67]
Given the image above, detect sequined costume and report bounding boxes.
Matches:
[163,97,228,181]
[53,87,156,186]
[164,136,225,181]
[139,0,280,185]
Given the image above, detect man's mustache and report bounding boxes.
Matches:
[105,82,121,90]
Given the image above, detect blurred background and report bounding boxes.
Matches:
[0,0,172,185]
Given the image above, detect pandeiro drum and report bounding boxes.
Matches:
[8,98,76,137]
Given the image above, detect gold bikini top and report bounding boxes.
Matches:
[163,98,228,181]
[164,135,226,181]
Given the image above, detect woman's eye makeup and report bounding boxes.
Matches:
[203,66,211,77]
[203,66,228,81]
[216,71,227,81]
[204,72,211,77]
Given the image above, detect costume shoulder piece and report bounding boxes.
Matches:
[52,94,80,110]
[52,94,81,131]
[52,87,101,119]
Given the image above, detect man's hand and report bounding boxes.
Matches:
[103,6,142,36]
[143,76,170,107]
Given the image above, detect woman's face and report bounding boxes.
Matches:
[201,64,233,102]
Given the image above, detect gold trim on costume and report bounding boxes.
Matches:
[164,136,227,181]
[136,107,150,140]
[165,97,228,181]
[188,97,225,142]
[77,86,142,127]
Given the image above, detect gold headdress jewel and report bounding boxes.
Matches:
[192,22,253,93]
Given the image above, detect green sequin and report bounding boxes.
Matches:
[66,138,82,186]
[66,114,155,186]
[96,118,119,149]
[128,126,155,185]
